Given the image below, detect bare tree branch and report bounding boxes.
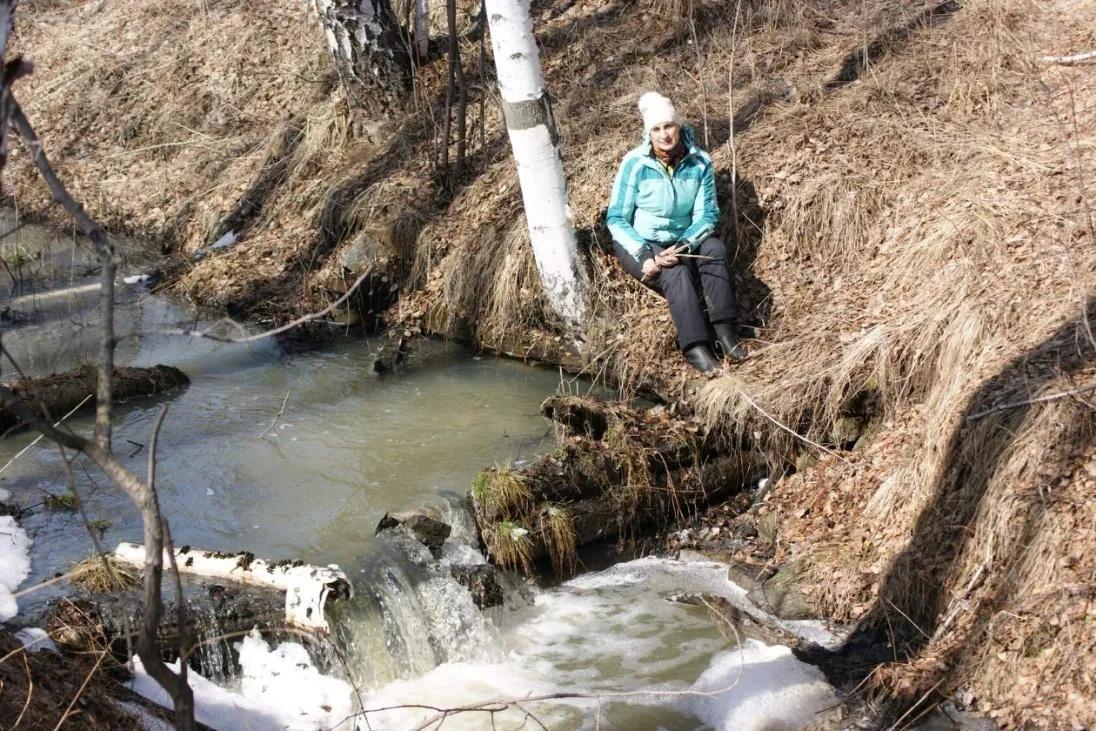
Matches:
[0,50,195,724]
[965,382,1096,422]
[135,405,195,730]
[7,98,116,450]
[159,270,373,344]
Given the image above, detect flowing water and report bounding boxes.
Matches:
[1,215,838,730]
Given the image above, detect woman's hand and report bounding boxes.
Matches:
[641,258,661,278]
[655,246,681,268]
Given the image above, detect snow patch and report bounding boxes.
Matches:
[15,627,58,653]
[0,515,31,621]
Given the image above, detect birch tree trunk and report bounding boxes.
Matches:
[484,0,588,332]
[312,0,409,112]
[414,0,430,59]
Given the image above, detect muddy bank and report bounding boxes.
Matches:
[0,365,189,435]
[0,628,157,729]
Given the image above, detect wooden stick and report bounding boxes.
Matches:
[965,382,1096,422]
[0,393,92,475]
[259,390,291,438]
[1040,50,1096,65]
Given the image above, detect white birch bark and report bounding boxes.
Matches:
[311,0,405,85]
[414,0,430,59]
[114,542,352,633]
[484,0,588,332]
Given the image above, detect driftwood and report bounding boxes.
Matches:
[0,364,188,435]
[470,396,760,577]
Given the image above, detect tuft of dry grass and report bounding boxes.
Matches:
[491,520,534,576]
[539,505,577,579]
[472,464,533,518]
[68,554,140,594]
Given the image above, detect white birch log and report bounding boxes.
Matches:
[414,0,430,59]
[114,543,352,633]
[484,0,588,332]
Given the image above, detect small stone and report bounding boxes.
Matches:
[450,564,503,609]
[376,510,452,559]
[747,561,816,620]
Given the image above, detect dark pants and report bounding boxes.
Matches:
[614,236,737,351]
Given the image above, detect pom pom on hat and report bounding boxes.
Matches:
[638,91,680,130]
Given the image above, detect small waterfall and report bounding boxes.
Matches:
[330,516,508,690]
[92,580,336,685]
[190,598,232,683]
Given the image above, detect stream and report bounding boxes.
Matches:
[0,214,839,730]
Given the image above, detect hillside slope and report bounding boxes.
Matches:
[6,0,1094,727]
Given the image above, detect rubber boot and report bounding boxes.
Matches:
[712,322,748,363]
[683,343,720,373]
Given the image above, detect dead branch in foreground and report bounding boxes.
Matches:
[0,71,197,729]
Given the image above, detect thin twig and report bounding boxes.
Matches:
[687,0,709,148]
[883,597,931,641]
[162,517,189,707]
[885,678,945,731]
[160,271,373,344]
[734,386,853,465]
[0,393,92,475]
[53,649,109,730]
[259,390,291,438]
[15,653,32,728]
[965,383,1096,422]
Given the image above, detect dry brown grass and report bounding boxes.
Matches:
[68,554,139,594]
[538,505,578,579]
[8,0,1095,725]
[472,464,533,518]
[490,520,535,576]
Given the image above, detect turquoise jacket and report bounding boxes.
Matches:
[605,125,718,263]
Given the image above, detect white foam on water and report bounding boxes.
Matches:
[129,632,355,731]
[355,556,840,730]
[237,630,355,729]
[685,641,838,731]
[440,537,486,566]
[357,659,578,730]
[132,556,840,730]
[129,655,284,730]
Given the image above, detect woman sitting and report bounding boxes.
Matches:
[606,91,746,373]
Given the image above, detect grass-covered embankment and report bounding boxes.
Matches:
[5,0,1093,726]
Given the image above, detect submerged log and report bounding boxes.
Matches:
[0,364,189,435]
[47,583,333,681]
[471,397,761,578]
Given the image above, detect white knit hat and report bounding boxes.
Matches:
[638,91,680,131]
